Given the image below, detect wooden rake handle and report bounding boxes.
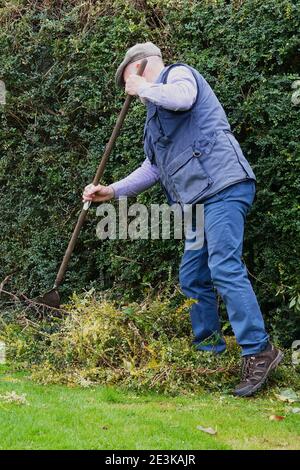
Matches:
[54,59,148,289]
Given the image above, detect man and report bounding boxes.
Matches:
[83,42,283,397]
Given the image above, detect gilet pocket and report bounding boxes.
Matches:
[168,145,213,204]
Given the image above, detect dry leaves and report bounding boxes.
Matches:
[0,391,28,405]
[269,415,285,421]
[275,389,299,403]
[291,407,300,414]
[197,425,217,435]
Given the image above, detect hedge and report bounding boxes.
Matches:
[0,0,299,345]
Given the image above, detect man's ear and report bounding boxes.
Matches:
[134,62,144,75]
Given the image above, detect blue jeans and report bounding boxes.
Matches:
[179,180,269,356]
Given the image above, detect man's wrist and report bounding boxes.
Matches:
[108,185,115,199]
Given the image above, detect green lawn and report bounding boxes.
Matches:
[0,367,299,450]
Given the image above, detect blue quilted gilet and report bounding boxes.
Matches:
[143,63,256,205]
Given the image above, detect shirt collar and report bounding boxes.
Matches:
[154,66,168,84]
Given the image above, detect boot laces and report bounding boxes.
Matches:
[241,355,264,382]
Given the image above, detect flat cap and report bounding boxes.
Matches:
[115,41,162,88]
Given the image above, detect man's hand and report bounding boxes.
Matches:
[125,74,147,96]
[82,184,114,203]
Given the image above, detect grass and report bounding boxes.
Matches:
[0,366,300,450]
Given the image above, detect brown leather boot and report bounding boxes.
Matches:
[234,343,284,397]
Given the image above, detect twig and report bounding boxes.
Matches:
[0,288,68,316]
[19,293,69,315]
[176,366,237,375]
[17,317,52,338]
[112,255,143,265]
[246,264,290,290]
[0,288,20,302]
[0,275,12,294]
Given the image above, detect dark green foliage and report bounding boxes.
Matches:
[0,0,299,345]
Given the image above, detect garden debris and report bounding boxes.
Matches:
[275,389,299,403]
[0,376,20,383]
[0,340,5,364]
[3,293,241,393]
[0,391,28,405]
[292,342,300,366]
[196,425,217,435]
[74,374,94,388]
[2,293,300,394]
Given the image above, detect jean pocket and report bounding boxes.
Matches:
[168,145,213,204]
[215,180,256,204]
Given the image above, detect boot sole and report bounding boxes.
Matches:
[234,349,284,397]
